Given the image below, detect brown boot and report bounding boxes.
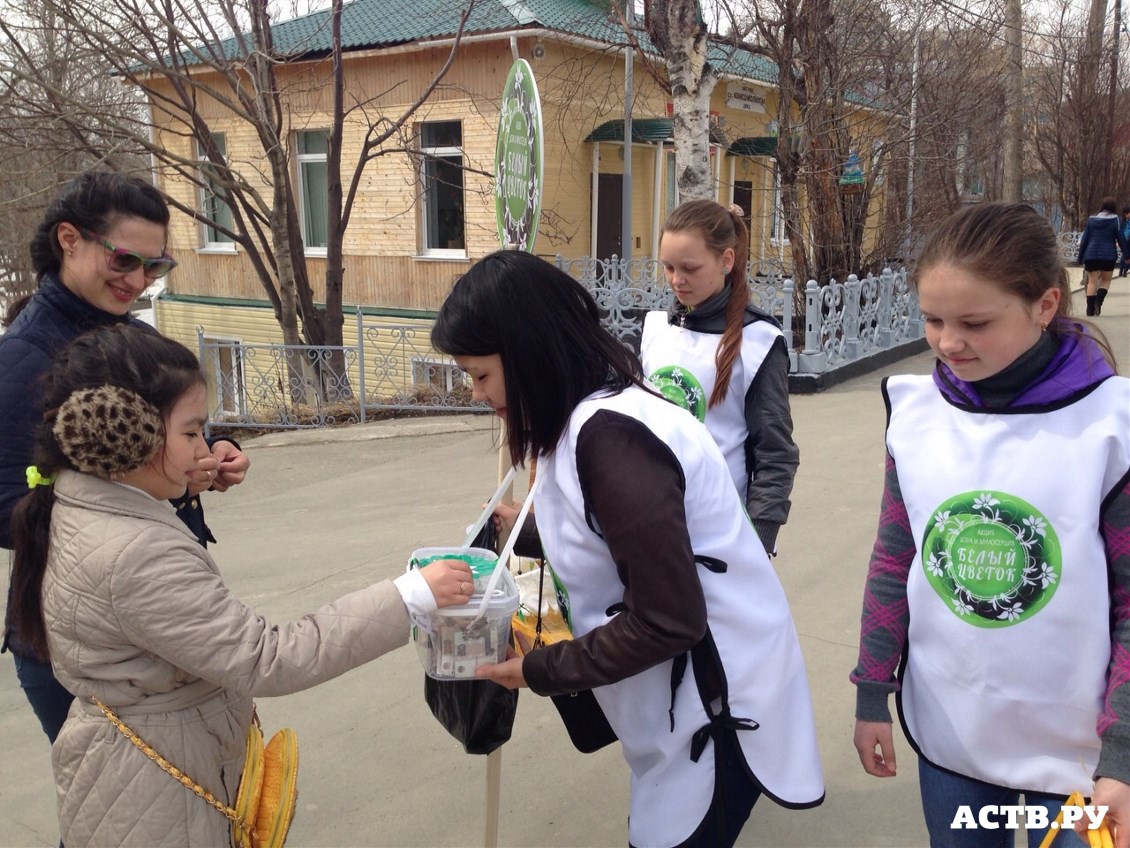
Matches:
[1087,295,1096,316]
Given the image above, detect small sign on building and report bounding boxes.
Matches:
[495,59,544,252]
[725,82,767,114]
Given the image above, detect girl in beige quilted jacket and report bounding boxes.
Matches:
[7,323,475,847]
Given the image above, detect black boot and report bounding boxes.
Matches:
[1096,288,1108,316]
[1087,295,1096,316]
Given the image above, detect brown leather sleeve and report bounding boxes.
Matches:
[523,410,707,696]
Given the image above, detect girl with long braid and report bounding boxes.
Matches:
[640,199,799,556]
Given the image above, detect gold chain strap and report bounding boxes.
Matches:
[90,696,246,829]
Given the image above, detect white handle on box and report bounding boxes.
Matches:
[461,465,518,550]
[473,472,542,622]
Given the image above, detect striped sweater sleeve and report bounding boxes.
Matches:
[850,449,917,723]
[1096,474,1130,783]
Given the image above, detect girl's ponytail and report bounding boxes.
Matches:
[8,483,59,661]
[709,206,751,408]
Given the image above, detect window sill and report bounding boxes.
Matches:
[413,252,468,262]
[197,244,238,255]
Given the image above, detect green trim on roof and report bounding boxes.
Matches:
[159,292,438,320]
[729,136,777,157]
[585,118,727,145]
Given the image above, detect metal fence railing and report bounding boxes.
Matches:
[199,256,925,432]
[557,255,924,374]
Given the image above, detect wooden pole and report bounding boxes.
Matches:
[484,433,512,848]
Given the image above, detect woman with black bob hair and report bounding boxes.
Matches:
[432,251,824,848]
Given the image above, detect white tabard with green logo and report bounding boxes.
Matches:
[886,374,1130,793]
[640,311,780,500]
[533,385,824,847]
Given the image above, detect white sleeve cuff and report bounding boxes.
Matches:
[394,568,438,619]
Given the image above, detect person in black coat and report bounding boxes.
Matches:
[1077,196,1129,316]
[0,171,250,751]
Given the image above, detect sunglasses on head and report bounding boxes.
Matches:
[79,228,178,279]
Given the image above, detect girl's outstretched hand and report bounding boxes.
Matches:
[1080,777,1130,848]
[419,558,475,608]
[854,720,897,778]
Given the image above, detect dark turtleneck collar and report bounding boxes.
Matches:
[970,330,1059,408]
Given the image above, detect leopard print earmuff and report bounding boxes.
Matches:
[52,385,163,479]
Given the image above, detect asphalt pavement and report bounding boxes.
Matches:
[1,281,1126,847]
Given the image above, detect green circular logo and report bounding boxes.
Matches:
[647,366,707,422]
[495,59,543,252]
[922,491,1061,628]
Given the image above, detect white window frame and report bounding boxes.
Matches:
[196,135,237,253]
[203,335,247,420]
[411,355,463,392]
[296,130,329,256]
[770,162,789,245]
[418,121,466,259]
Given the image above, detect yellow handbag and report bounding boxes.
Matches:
[93,698,299,847]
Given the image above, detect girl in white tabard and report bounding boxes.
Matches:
[851,202,1130,847]
[640,199,797,556]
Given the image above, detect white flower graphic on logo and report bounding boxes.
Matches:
[926,551,947,578]
[933,511,951,532]
[951,597,974,616]
[997,605,1024,622]
[973,493,999,511]
[1022,515,1047,538]
[1034,561,1057,589]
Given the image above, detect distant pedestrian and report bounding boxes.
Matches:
[1120,205,1130,277]
[1077,196,1128,315]
[640,199,798,557]
[7,323,474,846]
[852,202,1129,847]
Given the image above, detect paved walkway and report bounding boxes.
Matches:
[1,283,1126,847]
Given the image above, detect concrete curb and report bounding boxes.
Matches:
[242,412,495,449]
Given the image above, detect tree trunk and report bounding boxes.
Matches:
[645,0,719,200]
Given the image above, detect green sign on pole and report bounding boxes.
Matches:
[495,58,544,252]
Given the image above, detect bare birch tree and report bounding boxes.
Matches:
[0,0,474,400]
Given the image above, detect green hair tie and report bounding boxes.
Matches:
[26,466,55,488]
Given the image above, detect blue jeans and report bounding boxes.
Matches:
[919,758,1089,848]
[13,652,73,744]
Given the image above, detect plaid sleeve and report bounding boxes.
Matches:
[1096,473,1130,783]
[850,450,917,722]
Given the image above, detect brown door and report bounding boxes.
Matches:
[596,173,624,261]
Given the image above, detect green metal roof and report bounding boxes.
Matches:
[253,0,781,88]
[585,118,728,145]
[267,0,634,55]
[205,0,877,108]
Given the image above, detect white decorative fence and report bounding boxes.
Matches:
[200,257,927,433]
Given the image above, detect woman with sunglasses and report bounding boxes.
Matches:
[0,171,250,762]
